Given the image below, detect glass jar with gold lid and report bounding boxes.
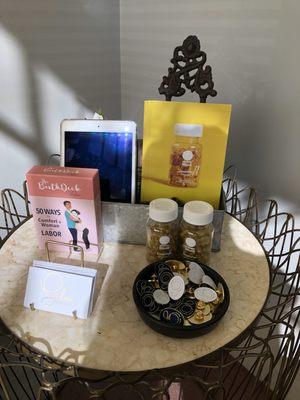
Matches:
[179,200,214,265]
[146,198,178,263]
[169,123,203,187]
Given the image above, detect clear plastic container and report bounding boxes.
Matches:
[146,198,178,262]
[169,123,203,187]
[179,201,214,264]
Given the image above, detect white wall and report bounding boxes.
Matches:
[120,0,300,221]
[0,0,121,190]
[3,0,299,216]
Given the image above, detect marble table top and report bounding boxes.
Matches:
[0,214,270,372]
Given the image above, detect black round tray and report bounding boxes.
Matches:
[132,260,230,338]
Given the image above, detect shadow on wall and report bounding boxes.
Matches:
[0,50,48,164]
[204,2,300,206]
[0,23,90,189]
[1,0,300,212]
[0,0,121,189]
[0,0,121,117]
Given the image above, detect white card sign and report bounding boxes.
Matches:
[24,260,97,319]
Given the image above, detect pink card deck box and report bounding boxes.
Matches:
[26,166,103,255]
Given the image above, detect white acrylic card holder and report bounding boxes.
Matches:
[24,260,97,319]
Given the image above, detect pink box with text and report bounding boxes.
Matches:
[26,166,103,255]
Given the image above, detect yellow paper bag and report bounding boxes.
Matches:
[141,100,232,208]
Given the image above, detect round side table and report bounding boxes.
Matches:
[0,176,299,400]
[0,213,270,396]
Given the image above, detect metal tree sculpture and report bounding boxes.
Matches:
[159,35,217,103]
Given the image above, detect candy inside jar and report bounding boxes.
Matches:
[179,201,214,265]
[146,199,178,263]
[169,124,203,187]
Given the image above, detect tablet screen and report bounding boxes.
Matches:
[64,131,133,202]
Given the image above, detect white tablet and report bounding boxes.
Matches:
[60,120,136,204]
